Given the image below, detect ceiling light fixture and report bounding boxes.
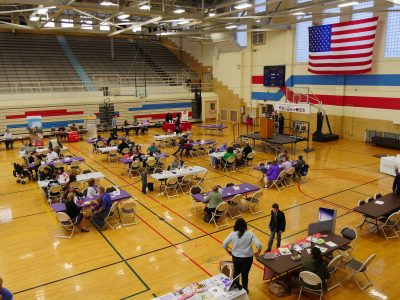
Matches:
[208,12,216,17]
[37,7,49,14]
[338,1,359,8]
[117,13,130,20]
[234,2,252,10]
[292,12,306,16]
[255,19,261,23]
[173,8,185,14]
[139,4,151,10]
[177,19,190,25]
[30,15,40,21]
[387,0,400,4]
[132,26,142,32]
[225,24,238,29]
[100,1,117,6]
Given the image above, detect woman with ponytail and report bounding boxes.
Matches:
[223,218,262,294]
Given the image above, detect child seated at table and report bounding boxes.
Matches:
[56,168,70,184]
[86,178,99,198]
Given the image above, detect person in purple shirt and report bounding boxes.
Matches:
[264,161,281,188]
[0,276,13,300]
[218,141,229,152]
[91,186,113,230]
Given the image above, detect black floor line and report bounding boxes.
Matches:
[0,187,36,196]
[11,211,46,220]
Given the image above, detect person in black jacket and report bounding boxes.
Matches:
[242,143,253,158]
[266,203,286,252]
[278,113,284,134]
[393,167,400,195]
[65,192,89,232]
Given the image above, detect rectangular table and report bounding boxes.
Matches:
[51,189,131,212]
[150,166,207,181]
[198,124,228,135]
[19,147,68,157]
[38,172,105,188]
[193,183,260,203]
[98,146,118,154]
[153,273,248,300]
[28,157,85,169]
[353,193,400,232]
[119,153,169,164]
[256,231,350,280]
[190,139,216,146]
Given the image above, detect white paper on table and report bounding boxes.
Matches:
[278,248,292,256]
[325,241,337,247]
[232,186,240,191]
[375,200,384,205]
[293,244,303,252]
[208,286,224,298]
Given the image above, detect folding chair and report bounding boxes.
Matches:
[378,211,400,240]
[337,226,358,260]
[209,202,230,229]
[219,260,234,279]
[190,144,200,158]
[108,149,118,164]
[53,161,64,170]
[244,152,254,167]
[271,170,287,190]
[227,194,243,219]
[245,190,263,215]
[235,152,243,168]
[225,182,235,188]
[157,156,166,169]
[345,253,376,291]
[119,200,137,226]
[105,202,121,230]
[59,149,69,158]
[190,186,203,215]
[179,174,193,194]
[55,212,79,239]
[47,185,63,204]
[223,156,236,173]
[298,271,324,300]
[70,160,82,174]
[296,164,309,182]
[128,161,141,178]
[121,148,130,156]
[146,158,157,173]
[109,140,118,146]
[163,177,179,198]
[327,255,343,291]
[193,170,208,187]
[285,167,296,186]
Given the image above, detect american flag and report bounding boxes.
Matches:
[308,16,378,75]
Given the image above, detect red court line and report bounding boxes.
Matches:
[68,144,265,271]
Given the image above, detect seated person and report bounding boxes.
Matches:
[218,141,229,152]
[132,118,140,135]
[65,192,89,232]
[46,148,59,163]
[154,150,163,160]
[295,155,305,173]
[301,247,330,291]
[69,123,78,131]
[223,147,236,162]
[24,142,37,155]
[91,186,113,230]
[141,120,149,134]
[3,129,13,150]
[28,151,42,179]
[117,139,129,154]
[203,185,223,222]
[242,143,253,158]
[49,138,63,150]
[281,157,292,172]
[131,148,144,161]
[57,125,67,139]
[147,142,159,155]
[87,178,99,197]
[264,161,280,188]
[56,168,70,184]
[168,156,182,170]
[123,120,130,136]
[276,150,289,162]
[39,167,54,181]
[107,132,118,146]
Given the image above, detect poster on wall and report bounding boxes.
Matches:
[275,102,311,114]
[27,116,44,146]
[180,110,189,122]
[85,115,97,139]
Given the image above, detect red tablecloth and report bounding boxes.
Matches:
[67,131,80,142]
[162,122,192,132]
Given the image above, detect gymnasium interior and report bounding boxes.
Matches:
[0,0,400,299]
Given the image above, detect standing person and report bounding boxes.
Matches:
[393,167,400,195]
[3,129,13,150]
[0,275,13,300]
[173,135,187,157]
[111,115,117,129]
[223,218,262,294]
[278,113,284,134]
[140,169,148,194]
[165,112,173,123]
[91,186,112,230]
[266,203,286,252]
[123,120,130,137]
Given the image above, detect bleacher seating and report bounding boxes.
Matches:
[0,33,81,89]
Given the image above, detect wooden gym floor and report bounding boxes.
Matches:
[0,123,399,300]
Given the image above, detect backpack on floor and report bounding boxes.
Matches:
[269,281,288,297]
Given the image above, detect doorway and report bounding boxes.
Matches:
[205,100,217,121]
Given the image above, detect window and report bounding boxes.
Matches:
[385,4,400,58]
[44,20,55,28]
[352,1,373,21]
[295,19,312,63]
[61,18,73,28]
[254,0,266,13]
[81,17,93,30]
[236,25,247,47]
[100,22,110,31]
[322,7,340,25]
[252,31,265,45]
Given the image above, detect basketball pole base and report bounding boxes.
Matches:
[304,147,315,153]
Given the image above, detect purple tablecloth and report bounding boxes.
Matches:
[86,137,125,144]
[253,160,297,172]
[51,189,131,213]
[193,183,259,203]
[29,157,85,169]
